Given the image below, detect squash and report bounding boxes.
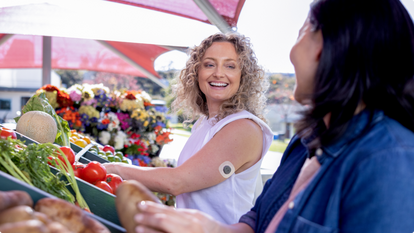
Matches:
[16,111,57,143]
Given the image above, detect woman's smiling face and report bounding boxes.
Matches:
[198,42,242,111]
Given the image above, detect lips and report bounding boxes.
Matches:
[209,82,228,87]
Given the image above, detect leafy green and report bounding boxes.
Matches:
[14,92,70,146]
[0,138,74,203]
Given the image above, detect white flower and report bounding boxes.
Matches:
[116,131,128,149]
[151,144,159,153]
[114,135,124,150]
[99,131,111,145]
[147,132,156,141]
[139,91,152,102]
[107,112,120,131]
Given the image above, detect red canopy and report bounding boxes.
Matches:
[0,34,181,79]
[106,0,245,27]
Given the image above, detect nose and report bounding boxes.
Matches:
[213,66,225,78]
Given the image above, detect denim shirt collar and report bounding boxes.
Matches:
[301,109,385,158]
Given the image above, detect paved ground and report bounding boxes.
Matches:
[159,129,283,184]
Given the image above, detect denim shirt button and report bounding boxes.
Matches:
[288,201,294,209]
[316,148,323,156]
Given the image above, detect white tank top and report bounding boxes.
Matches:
[176,110,274,224]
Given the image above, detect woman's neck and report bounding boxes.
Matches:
[323,102,366,128]
[207,101,221,119]
[208,110,218,119]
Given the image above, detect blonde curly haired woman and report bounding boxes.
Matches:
[105,33,273,224]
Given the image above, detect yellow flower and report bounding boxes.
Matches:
[79,106,100,118]
[43,91,59,109]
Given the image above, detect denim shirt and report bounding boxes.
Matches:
[240,110,414,233]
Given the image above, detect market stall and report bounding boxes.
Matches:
[0,83,174,232]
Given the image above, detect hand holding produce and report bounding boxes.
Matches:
[115,180,160,233]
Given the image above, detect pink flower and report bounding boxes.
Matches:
[69,89,82,102]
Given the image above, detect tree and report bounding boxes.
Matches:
[87,72,141,91]
[55,69,84,87]
[266,73,298,139]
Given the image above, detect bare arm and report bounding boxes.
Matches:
[134,201,255,233]
[104,119,263,196]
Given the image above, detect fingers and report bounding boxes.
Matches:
[135,201,205,233]
[135,225,165,233]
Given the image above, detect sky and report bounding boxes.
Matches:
[155,0,414,74]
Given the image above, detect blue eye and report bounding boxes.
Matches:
[204,63,214,68]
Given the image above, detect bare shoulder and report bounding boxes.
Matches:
[217,118,263,139]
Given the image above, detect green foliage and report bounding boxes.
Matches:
[268,140,289,153]
[266,73,296,105]
[55,69,84,87]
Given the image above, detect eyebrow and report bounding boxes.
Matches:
[203,57,237,62]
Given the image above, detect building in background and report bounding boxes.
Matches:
[0,68,61,122]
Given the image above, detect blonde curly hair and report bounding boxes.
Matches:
[172,33,269,124]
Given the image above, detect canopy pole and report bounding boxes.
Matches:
[192,0,233,33]
[97,40,167,88]
[0,34,13,47]
[42,36,52,86]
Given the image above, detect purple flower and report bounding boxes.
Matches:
[97,122,108,130]
[132,159,139,166]
[152,121,166,128]
[116,112,130,130]
[81,113,89,121]
[155,106,168,113]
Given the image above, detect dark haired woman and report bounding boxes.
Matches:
[129,0,414,232]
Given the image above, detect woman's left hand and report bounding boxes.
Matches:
[134,201,224,233]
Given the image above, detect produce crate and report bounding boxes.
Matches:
[70,142,110,164]
[15,131,93,164]
[0,170,125,233]
[4,128,126,232]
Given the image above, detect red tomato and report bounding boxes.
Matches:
[81,161,107,184]
[102,145,115,154]
[95,181,113,194]
[0,128,17,140]
[105,174,123,194]
[57,146,76,165]
[72,164,85,178]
